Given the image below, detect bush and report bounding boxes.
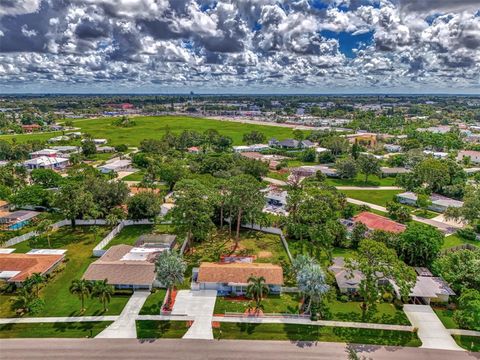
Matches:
[115,144,128,152]
[339,295,349,303]
[457,228,477,241]
[382,292,394,303]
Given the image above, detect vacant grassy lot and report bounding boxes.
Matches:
[326,175,397,187]
[341,190,402,207]
[0,116,301,146]
[442,234,479,250]
[136,320,190,339]
[214,293,302,315]
[0,226,131,318]
[213,323,421,347]
[122,171,145,181]
[453,335,480,352]
[139,289,167,315]
[0,322,112,338]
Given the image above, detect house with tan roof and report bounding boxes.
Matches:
[192,262,283,296]
[353,212,406,234]
[83,245,161,290]
[0,252,65,286]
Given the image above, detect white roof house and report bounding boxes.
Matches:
[82,138,108,145]
[30,149,60,158]
[396,192,463,213]
[423,150,449,159]
[23,156,69,170]
[98,159,132,173]
[233,144,269,153]
[48,136,70,142]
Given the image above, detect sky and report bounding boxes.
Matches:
[0,0,479,94]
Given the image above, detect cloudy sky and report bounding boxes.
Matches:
[0,0,479,94]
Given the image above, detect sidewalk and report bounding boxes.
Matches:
[0,316,118,324]
[96,291,150,339]
[403,305,464,351]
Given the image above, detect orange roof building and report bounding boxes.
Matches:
[0,253,65,284]
[353,212,406,234]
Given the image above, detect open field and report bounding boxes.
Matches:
[0,322,112,338]
[341,189,403,206]
[213,323,421,347]
[136,320,190,339]
[0,226,131,318]
[326,175,397,187]
[0,116,302,146]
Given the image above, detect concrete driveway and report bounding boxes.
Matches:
[172,290,217,340]
[403,305,464,351]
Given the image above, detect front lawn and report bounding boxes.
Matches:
[411,209,439,219]
[0,321,112,338]
[0,226,131,318]
[442,234,479,250]
[214,293,302,315]
[136,320,190,339]
[433,307,458,329]
[139,289,167,315]
[213,323,421,347]
[341,190,402,207]
[453,335,480,352]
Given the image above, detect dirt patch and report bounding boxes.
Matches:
[257,251,272,258]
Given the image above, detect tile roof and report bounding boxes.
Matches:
[353,212,406,234]
[197,262,283,285]
[0,253,64,282]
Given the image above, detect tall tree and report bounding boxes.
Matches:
[445,186,480,227]
[295,258,329,315]
[155,251,187,309]
[396,223,444,267]
[25,273,45,297]
[91,279,115,312]
[246,276,269,313]
[127,191,161,220]
[69,279,93,312]
[53,182,96,227]
[356,154,380,183]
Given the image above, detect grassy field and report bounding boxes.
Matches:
[122,171,145,181]
[139,289,167,315]
[0,226,131,318]
[0,116,301,146]
[442,234,479,250]
[0,322,112,338]
[325,175,397,187]
[136,320,190,339]
[340,190,402,207]
[214,294,302,315]
[453,335,480,352]
[213,323,421,347]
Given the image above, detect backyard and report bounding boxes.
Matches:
[0,226,131,318]
[442,234,479,250]
[340,189,403,207]
[0,322,112,338]
[104,224,177,250]
[213,323,421,347]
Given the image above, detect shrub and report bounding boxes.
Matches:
[457,228,477,241]
[382,292,394,303]
[339,295,349,303]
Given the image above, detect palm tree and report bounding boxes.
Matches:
[246,276,269,313]
[37,219,54,247]
[69,279,93,312]
[91,279,115,312]
[26,273,45,297]
[155,251,187,310]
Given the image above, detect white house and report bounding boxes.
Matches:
[423,150,449,159]
[457,150,480,165]
[396,192,464,213]
[82,138,108,145]
[384,144,402,153]
[98,159,132,173]
[233,144,269,153]
[23,156,69,170]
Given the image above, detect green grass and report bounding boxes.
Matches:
[0,321,112,338]
[214,294,302,315]
[453,335,480,352]
[213,323,421,347]
[0,226,131,318]
[139,289,167,315]
[103,224,153,249]
[265,171,289,182]
[341,190,402,207]
[136,320,190,339]
[442,234,479,250]
[326,175,397,187]
[122,171,145,181]
[411,209,439,219]
[0,116,302,147]
[433,307,458,329]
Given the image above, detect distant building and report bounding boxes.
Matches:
[380,167,411,176]
[82,138,108,145]
[423,150,449,159]
[98,159,132,173]
[233,144,270,153]
[457,150,480,165]
[23,156,69,170]
[396,192,463,213]
[353,212,406,234]
[0,210,40,230]
[383,144,402,153]
[21,124,41,133]
[29,149,60,158]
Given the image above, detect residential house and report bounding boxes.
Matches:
[50,146,80,156]
[292,165,338,178]
[29,149,60,158]
[423,150,449,159]
[0,210,40,230]
[82,138,108,145]
[0,252,65,286]
[384,144,402,153]
[457,150,480,165]
[83,245,162,290]
[192,262,283,296]
[262,185,288,215]
[23,156,69,170]
[48,136,70,143]
[98,159,132,174]
[353,212,406,234]
[233,144,270,153]
[21,124,41,133]
[345,133,378,147]
[396,192,464,213]
[380,167,411,177]
[187,146,200,154]
[96,146,116,153]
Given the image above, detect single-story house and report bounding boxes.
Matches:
[292,165,338,178]
[384,144,402,153]
[23,156,69,170]
[396,192,464,213]
[82,138,108,145]
[0,252,65,285]
[278,139,299,149]
[83,245,161,290]
[353,212,406,234]
[192,262,283,296]
[29,149,60,158]
[21,124,41,133]
[423,150,449,159]
[300,140,315,149]
[135,234,177,249]
[233,144,270,153]
[262,186,288,215]
[48,136,70,143]
[457,150,480,165]
[98,159,132,173]
[50,146,80,155]
[0,210,40,230]
[380,167,411,177]
[96,146,116,153]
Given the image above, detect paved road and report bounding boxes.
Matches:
[403,305,464,351]
[1,339,477,360]
[96,291,150,339]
